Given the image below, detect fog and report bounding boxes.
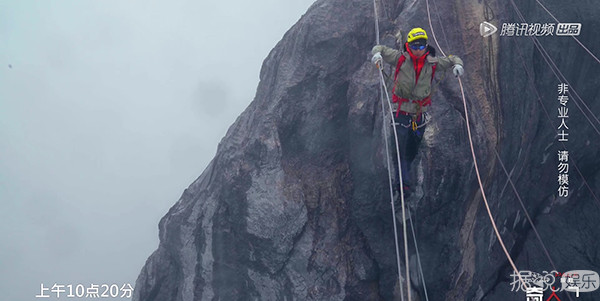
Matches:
[0,0,315,299]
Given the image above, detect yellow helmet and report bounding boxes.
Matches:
[407,28,428,43]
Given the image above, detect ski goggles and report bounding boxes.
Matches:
[409,43,427,50]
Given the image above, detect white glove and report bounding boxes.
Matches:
[453,64,464,77]
[371,52,382,65]
[371,45,384,55]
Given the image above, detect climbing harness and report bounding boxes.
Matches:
[392,112,429,131]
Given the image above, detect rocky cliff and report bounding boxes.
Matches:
[133,0,600,300]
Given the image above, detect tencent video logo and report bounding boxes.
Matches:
[480,21,497,37]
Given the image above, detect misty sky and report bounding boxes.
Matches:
[0,0,315,299]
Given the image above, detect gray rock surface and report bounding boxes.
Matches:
[133,0,600,300]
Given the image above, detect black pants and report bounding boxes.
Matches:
[391,113,426,191]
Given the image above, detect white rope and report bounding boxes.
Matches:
[372,2,415,300]
[373,0,404,301]
[535,0,600,65]
[377,67,413,301]
[509,0,600,136]
[373,0,380,46]
[512,38,600,210]
[379,71,406,301]
[384,80,433,301]
[407,209,429,301]
[424,0,528,289]
[425,0,446,57]
[458,77,526,288]
[373,10,404,294]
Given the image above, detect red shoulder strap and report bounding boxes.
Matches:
[392,55,407,109]
[431,64,437,80]
[394,55,407,82]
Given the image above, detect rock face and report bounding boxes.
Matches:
[133,0,600,300]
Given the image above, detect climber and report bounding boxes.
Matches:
[371,27,464,198]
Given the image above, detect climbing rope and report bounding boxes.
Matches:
[429,0,451,50]
[455,32,599,293]
[509,24,596,301]
[424,0,528,289]
[493,149,560,268]
[425,0,446,58]
[534,0,600,65]
[510,0,600,209]
[372,1,408,300]
[512,37,600,209]
[510,0,600,136]
[373,1,435,300]
[407,209,430,301]
[377,67,414,301]
[379,71,406,301]
[457,76,527,288]
[458,59,576,301]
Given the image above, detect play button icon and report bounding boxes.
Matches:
[480,21,497,37]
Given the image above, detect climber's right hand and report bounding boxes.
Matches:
[371,45,384,55]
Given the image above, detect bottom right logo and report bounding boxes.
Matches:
[514,269,599,300]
